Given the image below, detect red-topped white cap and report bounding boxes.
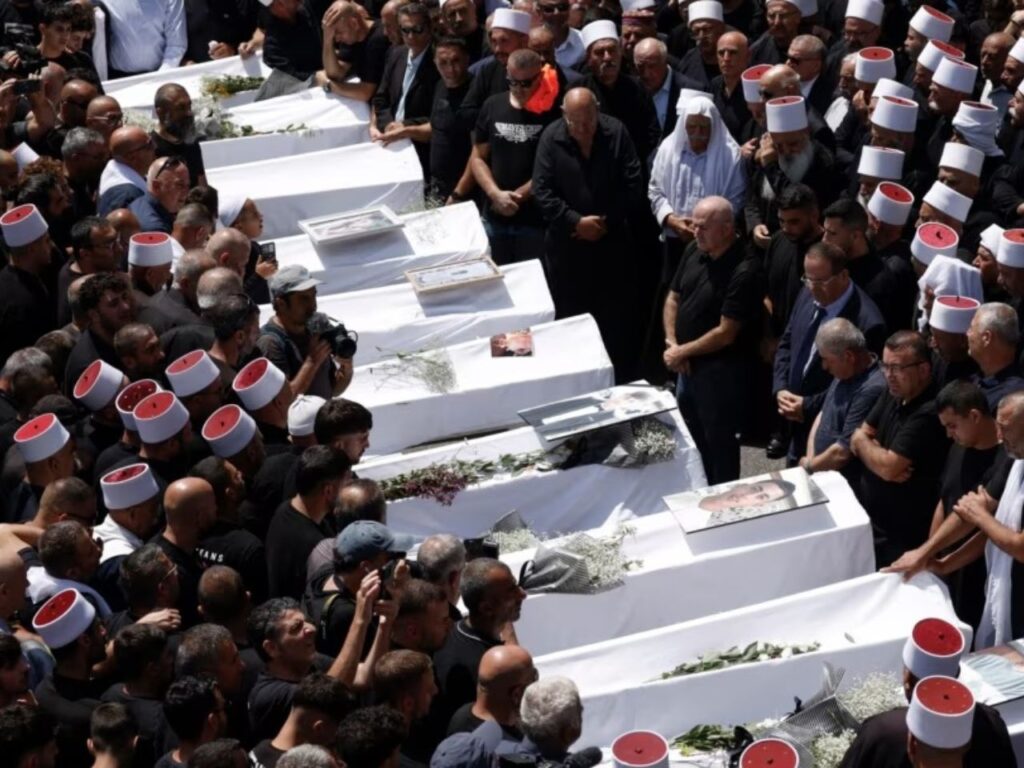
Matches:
[910,5,954,42]
[933,57,977,94]
[740,739,800,768]
[1,204,48,248]
[858,146,905,180]
[918,39,964,73]
[611,731,670,768]
[742,65,772,103]
[581,19,618,51]
[202,405,257,459]
[32,589,95,649]
[872,95,918,133]
[133,391,189,444]
[902,617,965,678]
[930,295,980,334]
[14,413,70,464]
[855,47,896,84]
[998,229,1024,268]
[74,360,124,412]
[907,676,974,749]
[128,232,173,267]
[166,350,221,399]
[954,100,999,131]
[688,1,724,23]
[939,142,983,177]
[981,224,1004,256]
[873,78,914,101]
[1010,37,1024,65]
[924,181,972,223]
[868,182,914,226]
[492,8,531,35]
[766,96,808,133]
[233,357,286,411]
[116,379,161,431]
[846,0,883,25]
[912,222,960,266]
[100,462,159,510]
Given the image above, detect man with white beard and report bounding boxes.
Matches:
[922,57,979,169]
[747,95,836,248]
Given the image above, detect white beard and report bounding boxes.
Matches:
[779,144,815,182]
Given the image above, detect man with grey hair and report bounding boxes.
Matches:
[171,203,213,254]
[417,534,466,618]
[148,248,216,327]
[966,303,1024,411]
[498,676,588,763]
[634,37,701,139]
[62,127,108,218]
[0,347,54,424]
[801,317,884,477]
[786,35,832,115]
[129,157,190,234]
[276,745,336,768]
[157,267,244,363]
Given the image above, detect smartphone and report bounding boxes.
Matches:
[13,80,40,96]
[258,242,276,262]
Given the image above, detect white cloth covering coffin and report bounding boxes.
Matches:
[357,407,707,538]
[535,571,967,748]
[103,52,272,112]
[346,314,615,455]
[504,470,874,656]
[210,140,423,239]
[201,89,371,169]
[270,202,489,294]
[259,260,555,366]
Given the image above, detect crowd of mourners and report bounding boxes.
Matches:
[2,0,1024,766]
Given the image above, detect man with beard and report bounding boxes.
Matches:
[825,53,858,134]
[710,31,752,142]
[979,33,1014,118]
[57,216,122,327]
[900,4,955,87]
[578,20,660,168]
[851,144,905,205]
[15,170,76,253]
[747,96,836,249]
[472,49,561,265]
[536,0,582,70]
[756,64,835,151]
[923,57,978,169]
[993,87,1024,220]
[150,85,205,188]
[429,37,473,203]
[1001,37,1024,97]
[35,78,97,159]
[676,1,724,90]
[98,127,156,216]
[61,127,107,219]
[440,0,485,63]
[64,272,134,394]
[619,0,660,78]
[997,81,1024,166]
[113,324,166,383]
[750,0,801,66]
[825,0,884,81]
[129,158,189,235]
[0,204,55,364]
[207,292,261,386]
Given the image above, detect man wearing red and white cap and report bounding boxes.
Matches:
[202,405,267,477]
[0,203,56,363]
[912,39,964,101]
[90,378,161,483]
[924,57,979,168]
[619,0,660,78]
[903,5,954,69]
[94,463,161,580]
[758,64,836,150]
[106,391,194,489]
[8,413,77,523]
[905,677,976,767]
[73,359,130,463]
[233,357,295,447]
[675,1,725,89]
[918,182,972,239]
[839,619,1015,768]
[166,349,227,429]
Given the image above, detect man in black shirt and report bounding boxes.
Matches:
[711,31,754,143]
[266,446,351,600]
[472,49,559,266]
[0,202,55,364]
[157,676,228,768]
[429,37,473,202]
[851,331,951,566]
[261,0,326,93]
[446,644,534,740]
[663,196,763,483]
[322,0,389,102]
[183,0,258,64]
[439,0,484,62]
[432,558,526,738]
[457,9,532,132]
[150,85,206,188]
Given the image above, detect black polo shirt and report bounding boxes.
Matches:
[261,1,323,82]
[857,383,950,563]
[150,132,206,187]
[429,79,473,200]
[670,238,762,361]
[335,21,389,86]
[432,620,503,733]
[265,502,336,599]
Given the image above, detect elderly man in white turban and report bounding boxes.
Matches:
[218,191,276,304]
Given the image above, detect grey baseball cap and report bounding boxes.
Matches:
[334,520,415,564]
[268,265,322,298]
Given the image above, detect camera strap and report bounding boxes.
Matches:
[259,321,305,375]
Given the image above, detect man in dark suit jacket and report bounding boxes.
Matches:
[371,3,440,173]
[773,242,887,461]
[633,37,708,141]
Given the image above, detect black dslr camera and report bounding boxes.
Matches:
[1,26,47,77]
[306,312,358,358]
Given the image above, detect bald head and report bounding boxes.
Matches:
[107,208,141,241]
[760,64,800,97]
[111,126,149,158]
[478,645,535,688]
[206,228,251,277]
[196,266,244,310]
[694,195,733,221]
[163,478,216,533]
[85,96,123,140]
[563,86,598,112]
[634,37,667,62]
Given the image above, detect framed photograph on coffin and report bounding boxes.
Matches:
[405,257,503,295]
[517,384,675,442]
[299,205,404,245]
[665,467,828,534]
[960,640,1024,707]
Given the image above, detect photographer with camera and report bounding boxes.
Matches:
[0,68,54,153]
[257,265,355,401]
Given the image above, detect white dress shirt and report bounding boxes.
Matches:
[104,0,187,74]
[799,76,817,98]
[653,68,673,130]
[555,28,585,70]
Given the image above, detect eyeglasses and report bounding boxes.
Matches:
[400,24,427,35]
[800,273,840,287]
[506,73,540,88]
[155,156,184,178]
[161,563,179,583]
[880,361,926,374]
[538,2,569,12]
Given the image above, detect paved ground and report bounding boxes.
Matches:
[740,441,787,479]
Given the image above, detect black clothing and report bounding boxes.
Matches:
[428,78,473,199]
[745,141,837,237]
[184,0,257,63]
[447,702,485,735]
[257,321,335,400]
[335,21,389,87]
[839,703,1015,768]
[373,44,439,172]
[35,672,106,768]
[857,383,950,566]
[0,265,53,364]
[433,620,503,735]
[265,502,336,599]
[65,329,120,395]
[198,520,268,604]
[146,288,202,327]
[263,0,323,81]
[532,114,648,381]
[153,534,204,628]
[248,674,298,740]
[150,132,206,187]
[710,75,752,144]
[93,440,139,484]
[764,230,820,337]
[239,448,299,539]
[303,567,377,658]
[101,684,176,766]
[250,740,285,768]
[675,48,718,91]
[847,249,915,334]
[579,73,661,167]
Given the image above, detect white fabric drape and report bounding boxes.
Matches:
[978,459,1024,649]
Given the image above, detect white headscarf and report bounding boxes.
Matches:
[917,255,984,330]
[952,104,1004,157]
[651,93,743,215]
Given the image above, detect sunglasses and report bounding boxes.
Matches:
[538,2,570,11]
[400,24,427,35]
[155,156,184,177]
[507,73,540,88]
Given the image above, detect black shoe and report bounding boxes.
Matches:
[765,436,787,459]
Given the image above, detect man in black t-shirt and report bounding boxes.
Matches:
[664,196,764,484]
[429,37,473,202]
[472,49,559,265]
[150,84,206,188]
[851,330,951,566]
[321,0,390,102]
[446,644,534,739]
